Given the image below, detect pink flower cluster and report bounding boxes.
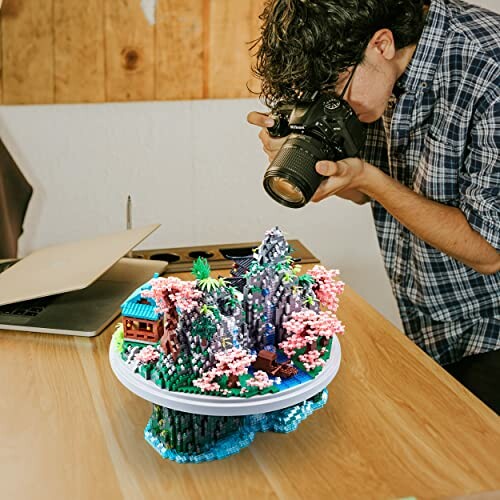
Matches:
[246,371,273,390]
[142,276,202,314]
[307,265,344,312]
[192,371,221,392]
[212,348,257,376]
[298,350,326,371]
[135,345,160,364]
[193,347,257,393]
[279,309,344,358]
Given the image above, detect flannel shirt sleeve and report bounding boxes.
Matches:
[459,96,500,251]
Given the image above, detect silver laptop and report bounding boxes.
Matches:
[0,224,167,336]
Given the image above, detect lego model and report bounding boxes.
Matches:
[252,349,298,378]
[111,227,345,462]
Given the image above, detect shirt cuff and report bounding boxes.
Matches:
[461,204,500,252]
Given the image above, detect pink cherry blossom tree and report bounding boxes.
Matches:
[279,309,344,370]
[135,345,160,365]
[246,370,273,390]
[193,347,257,393]
[298,350,325,371]
[142,276,202,314]
[141,276,203,338]
[306,265,345,312]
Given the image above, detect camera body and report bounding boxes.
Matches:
[263,92,367,208]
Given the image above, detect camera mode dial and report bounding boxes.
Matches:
[324,99,341,113]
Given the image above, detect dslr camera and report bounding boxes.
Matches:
[263,91,367,208]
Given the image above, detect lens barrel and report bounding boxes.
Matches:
[263,134,327,208]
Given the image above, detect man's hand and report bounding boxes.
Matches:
[247,111,288,161]
[311,157,368,203]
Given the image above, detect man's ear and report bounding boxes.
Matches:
[367,29,396,61]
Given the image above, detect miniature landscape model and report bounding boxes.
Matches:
[111,227,345,462]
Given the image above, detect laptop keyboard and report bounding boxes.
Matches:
[0,260,18,273]
[0,260,53,317]
[0,296,55,317]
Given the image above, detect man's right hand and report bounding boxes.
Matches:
[247,111,289,162]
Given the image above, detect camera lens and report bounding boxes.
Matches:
[266,178,305,205]
[263,134,327,208]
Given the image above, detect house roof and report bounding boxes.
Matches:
[121,278,162,321]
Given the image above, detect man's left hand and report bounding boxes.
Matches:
[311,157,367,202]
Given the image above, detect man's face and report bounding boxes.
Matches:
[335,57,398,123]
[333,29,417,123]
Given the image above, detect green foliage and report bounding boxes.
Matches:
[298,273,316,286]
[192,314,217,340]
[191,257,211,280]
[151,368,166,388]
[246,261,266,276]
[302,295,318,306]
[138,363,152,379]
[238,374,252,387]
[198,276,222,293]
[274,261,288,272]
[112,324,125,353]
[199,304,221,320]
[224,287,240,310]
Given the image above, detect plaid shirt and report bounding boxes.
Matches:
[361,0,500,365]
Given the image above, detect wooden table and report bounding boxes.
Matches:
[1,265,499,500]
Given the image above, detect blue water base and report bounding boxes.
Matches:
[144,389,328,463]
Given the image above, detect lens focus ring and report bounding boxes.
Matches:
[263,134,327,208]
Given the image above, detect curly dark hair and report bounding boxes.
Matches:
[251,0,428,106]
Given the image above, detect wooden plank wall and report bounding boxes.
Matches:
[0,0,265,104]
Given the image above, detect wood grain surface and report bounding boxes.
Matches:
[1,265,499,500]
[105,0,155,102]
[0,0,265,104]
[155,0,205,100]
[53,0,105,103]
[1,0,54,104]
[207,0,265,99]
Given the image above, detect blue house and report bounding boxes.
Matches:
[121,282,163,344]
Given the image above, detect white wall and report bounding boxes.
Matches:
[0,0,496,330]
[0,99,398,326]
[475,0,498,11]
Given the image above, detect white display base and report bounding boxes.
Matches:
[109,336,341,416]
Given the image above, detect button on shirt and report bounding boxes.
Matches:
[361,0,500,365]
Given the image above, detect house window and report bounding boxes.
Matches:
[130,320,148,331]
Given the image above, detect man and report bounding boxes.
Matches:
[248,0,500,412]
[0,137,32,259]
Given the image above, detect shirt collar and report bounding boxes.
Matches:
[396,0,450,94]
